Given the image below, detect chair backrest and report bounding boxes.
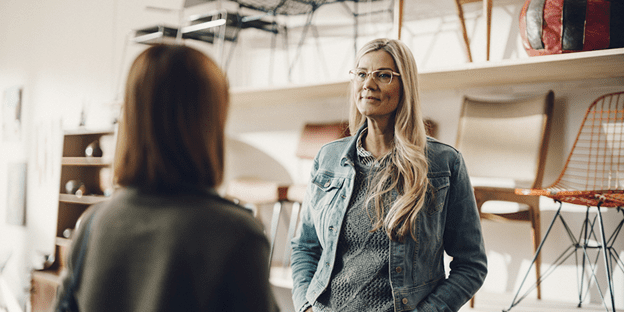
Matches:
[295,122,350,160]
[548,91,624,194]
[456,91,554,188]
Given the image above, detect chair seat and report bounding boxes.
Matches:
[481,200,530,214]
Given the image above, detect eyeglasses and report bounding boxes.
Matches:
[349,69,401,84]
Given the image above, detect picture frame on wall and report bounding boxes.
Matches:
[6,162,27,226]
[2,86,23,142]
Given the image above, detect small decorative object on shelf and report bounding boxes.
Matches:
[99,167,114,196]
[63,228,73,239]
[85,140,103,157]
[65,180,86,196]
[519,0,624,56]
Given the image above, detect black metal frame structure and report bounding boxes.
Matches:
[505,202,624,312]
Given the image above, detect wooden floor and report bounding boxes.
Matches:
[272,286,615,312]
[461,291,613,312]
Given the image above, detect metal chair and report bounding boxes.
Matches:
[511,91,624,312]
[455,90,555,308]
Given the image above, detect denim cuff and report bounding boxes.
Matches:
[298,301,312,312]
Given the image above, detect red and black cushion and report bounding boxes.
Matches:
[519,0,624,56]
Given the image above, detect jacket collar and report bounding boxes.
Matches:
[340,122,368,167]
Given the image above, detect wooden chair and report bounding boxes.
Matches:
[455,91,555,307]
[511,91,624,312]
[453,0,493,62]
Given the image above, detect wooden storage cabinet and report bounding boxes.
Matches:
[31,128,115,312]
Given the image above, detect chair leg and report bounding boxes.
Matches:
[529,202,542,300]
[453,0,473,62]
[596,205,617,311]
[506,202,563,312]
[483,0,492,61]
[268,201,283,269]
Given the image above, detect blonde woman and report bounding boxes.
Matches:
[290,38,487,312]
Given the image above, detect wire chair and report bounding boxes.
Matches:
[511,91,624,312]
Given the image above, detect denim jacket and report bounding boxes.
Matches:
[290,126,487,312]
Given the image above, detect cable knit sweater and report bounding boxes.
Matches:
[314,140,394,312]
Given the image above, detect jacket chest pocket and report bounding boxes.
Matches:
[426,175,450,215]
[309,171,345,211]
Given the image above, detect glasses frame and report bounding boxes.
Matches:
[349,69,401,85]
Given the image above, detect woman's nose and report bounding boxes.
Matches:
[363,74,378,90]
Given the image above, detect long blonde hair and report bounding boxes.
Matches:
[348,38,429,242]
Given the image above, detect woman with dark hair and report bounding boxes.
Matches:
[290,38,487,312]
[56,44,279,312]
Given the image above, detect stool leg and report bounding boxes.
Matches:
[282,201,301,269]
[268,201,283,269]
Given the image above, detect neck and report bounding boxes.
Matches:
[364,118,394,159]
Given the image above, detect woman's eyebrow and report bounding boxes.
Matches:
[356,67,395,71]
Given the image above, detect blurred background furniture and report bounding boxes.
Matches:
[30,128,117,312]
[225,121,350,271]
[131,5,286,71]
[454,0,492,62]
[221,0,317,81]
[455,90,555,307]
[330,0,396,55]
[511,91,624,312]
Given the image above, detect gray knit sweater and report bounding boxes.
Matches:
[314,145,394,312]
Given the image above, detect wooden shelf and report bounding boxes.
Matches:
[419,47,624,90]
[62,157,112,166]
[32,270,62,285]
[63,128,115,136]
[59,193,110,205]
[55,237,71,247]
[32,127,116,312]
[231,80,350,109]
[230,48,624,108]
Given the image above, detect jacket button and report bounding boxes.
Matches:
[329,226,334,231]
[402,298,408,304]
[326,262,330,266]
[396,267,402,273]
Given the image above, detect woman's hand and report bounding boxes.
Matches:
[305,308,313,312]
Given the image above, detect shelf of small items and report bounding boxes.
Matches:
[30,127,116,312]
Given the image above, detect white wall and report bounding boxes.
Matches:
[0,0,623,310]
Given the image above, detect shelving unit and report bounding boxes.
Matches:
[30,128,116,312]
[230,48,624,108]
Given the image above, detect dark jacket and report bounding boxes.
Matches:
[57,187,279,312]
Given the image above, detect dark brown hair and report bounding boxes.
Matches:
[114,44,229,192]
